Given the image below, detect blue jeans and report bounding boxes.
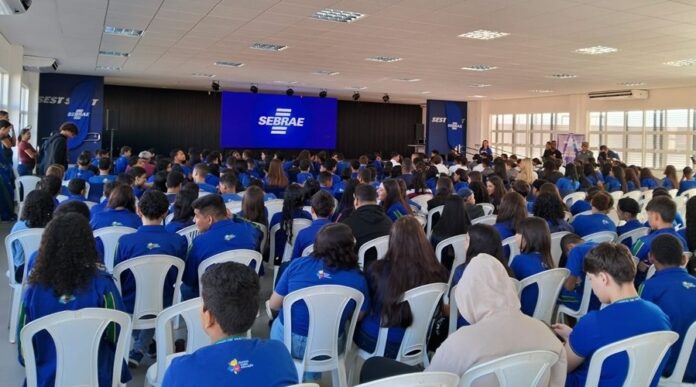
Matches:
[270,318,317,380]
[17,164,33,176]
[132,329,155,354]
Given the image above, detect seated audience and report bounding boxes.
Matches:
[486,175,506,211]
[10,190,54,282]
[165,184,198,233]
[662,165,678,190]
[457,188,484,220]
[556,163,581,197]
[679,166,696,195]
[430,196,471,271]
[88,158,118,202]
[238,185,268,227]
[494,192,527,243]
[341,184,392,254]
[640,167,661,189]
[64,178,87,203]
[616,197,643,247]
[269,184,312,263]
[558,233,600,312]
[570,191,616,237]
[165,171,184,204]
[533,192,574,233]
[64,153,94,181]
[511,217,555,316]
[426,177,454,211]
[90,184,142,230]
[379,178,412,222]
[569,186,599,215]
[290,190,334,260]
[192,163,217,194]
[128,166,147,198]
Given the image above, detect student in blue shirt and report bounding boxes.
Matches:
[321,158,342,187]
[165,171,184,204]
[269,223,370,380]
[64,178,88,203]
[625,167,641,192]
[269,184,311,264]
[558,234,600,311]
[113,190,188,367]
[296,159,314,185]
[556,163,581,198]
[18,213,131,387]
[90,181,116,219]
[494,192,527,246]
[569,186,597,215]
[218,173,242,203]
[64,153,95,181]
[182,194,261,299]
[192,163,217,194]
[616,197,644,248]
[165,185,198,233]
[128,166,148,199]
[679,166,696,195]
[9,190,54,282]
[533,191,574,233]
[663,165,678,190]
[640,168,661,189]
[290,190,334,260]
[570,191,617,237]
[510,217,555,317]
[317,171,335,195]
[38,174,63,209]
[602,164,624,193]
[88,158,118,202]
[170,148,191,178]
[640,234,696,383]
[163,262,297,387]
[553,242,672,387]
[90,184,142,230]
[633,196,688,283]
[378,178,412,222]
[114,146,131,175]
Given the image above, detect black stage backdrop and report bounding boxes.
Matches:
[104,85,421,159]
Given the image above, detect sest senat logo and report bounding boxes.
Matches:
[68,109,90,120]
[258,108,305,135]
[431,117,447,123]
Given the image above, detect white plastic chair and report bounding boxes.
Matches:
[56,194,68,203]
[503,236,521,265]
[564,192,586,208]
[20,308,131,387]
[642,189,654,202]
[265,199,285,226]
[356,372,460,387]
[84,201,97,209]
[176,224,200,247]
[271,218,313,283]
[198,249,263,284]
[569,210,592,223]
[517,268,570,324]
[146,298,209,387]
[282,285,364,387]
[582,231,618,244]
[458,350,559,387]
[646,264,657,280]
[251,221,268,253]
[477,203,495,216]
[623,190,642,202]
[438,235,469,304]
[113,255,185,331]
[585,331,678,387]
[164,213,174,225]
[550,231,571,268]
[4,228,44,343]
[426,205,444,239]
[357,235,390,270]
[356,283,448,368]
[471,214,497,226]
[556,275,594,323]
[617,227,650,246]
[610,191,624,207]
[198,191,211,198]
[669,189,678,198]
[225,200,242,214]
[680,188,696,199]
[302,244,314,257]
[15,175,41,202]
[410,194,433,212]
[93,226,137,272]
[448,285,461,336]
[660,320,696,386]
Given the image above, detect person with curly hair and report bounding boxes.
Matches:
[268,223,369,381]
[269,184,311,264]
[17,213,131,387]
[9,189,54,282]
[533,192,575,233]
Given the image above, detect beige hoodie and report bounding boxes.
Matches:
[427,253,567,386]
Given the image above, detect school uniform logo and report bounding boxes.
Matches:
[111,221,123,226]
[224,234,235,241]
[59,294,76,304]
[317,270,332,280]
[227,358,254,374]
[683,281,695,290]
[146,243,160,250]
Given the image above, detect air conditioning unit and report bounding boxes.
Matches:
[23,56,58,72]
[0,0,31,15]
[588,89,648,100]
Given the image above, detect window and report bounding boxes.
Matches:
[19,84,29,129]
[589,109,696,170]
[0,68,8,112]
[489,112,571,158]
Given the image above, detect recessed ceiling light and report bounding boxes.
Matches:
[529,89,554,93]
[664,59,696,67]
[469,83,491,88]
[461,65,497,71]
[96,65,121,71]
[458,29,509,40]
[103,26,143,37]
[421,91,432,94]
[273,80,298,85]
[192,73,215,78]
[393,78,421,82]
[313,70,340,76]
[618,82,646,87]
[346,86,368,90]
[312,8,365,23]
[366,56,402,63]
[250,43,288,51]
[99,50,130,57]
[546,74,577,79]
[575,46,618,55]
[214,61,244,68]
[468,95,486,98]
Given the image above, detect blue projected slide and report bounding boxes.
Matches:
[220,92,337,149]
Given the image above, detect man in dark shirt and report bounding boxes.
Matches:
[39,122,77,174]
[341,184,392,252]
[543,140,562,161]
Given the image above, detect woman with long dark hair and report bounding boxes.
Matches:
[681,196,696,252]
[10,190,54,281]
[494,192,527,241]
[486,175,507,211]
[556,163,580,197]
[90,184,142,230]
[334,179,359,222]
[165,183,199,233]
[469,181,490,205]
[624,167,641,192]
[378,178,412,222]
[19,213,130,386]
[430,196,471,271]
[511,217,555,316]
[239,185,267,227]
[663,165,678,190]
[533,192,574,233]
[354,216,448,358]
[269,184,311,263]
[640,168,660,189]
[611,165,628,193]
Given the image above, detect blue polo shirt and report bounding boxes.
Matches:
[165,192,177,204]
[627,181,638,192]
[63,194,86,204]
[196,182,217,194]
[290,218,332,260]
[640,267,696,383]
[385,203,409,222]
[205,174,219,187]
[662,177,675,189]
[87,175,118,202]
[296,171,314,185]
[510,252,548,317]
[176,164,191,178]
[18,271,131,387]
[556,177,580,197]
[114,156,129,174]
[162,337,298,387]
[560,242,600,311]
[64,167,94,181]
[632,228,687,264]
[274,256,369,336]
[113,225,187,313]
[89,198,109,218]
[566,297,671,387]
[604,176,622,192]
[270,209,312,260]
[494,220,515,241]
[616,219,644,248]
[570,200,591,215]
[183,218,261,296]
[641,178,660,189]
[678,179,696,195]
[165,219,194,234]
[570,213,616,237]
[221,193,242,202]
[91,208,142,230]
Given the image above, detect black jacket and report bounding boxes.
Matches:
[341,204,392,251]
[39,132,68,173]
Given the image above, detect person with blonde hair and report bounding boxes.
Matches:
[517,158,538,184]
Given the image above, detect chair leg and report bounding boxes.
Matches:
[294,361,304,384]
[422,350,430,368]
[333,363,347,387]
[9,287,21,343]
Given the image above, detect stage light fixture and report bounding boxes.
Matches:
[250,85,258,93]
[286,88,294,96]
[352,91,360,101]
[319,90,327,98]
[382,93,390,103]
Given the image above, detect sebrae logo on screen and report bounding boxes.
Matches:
[68,108,90,120]
[258,108,305,135]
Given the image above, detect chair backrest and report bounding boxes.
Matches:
[563,192,586,208]
[198,191,211,198]
[622,191,642,202]
[302,244,314,257]
[680,188,696,199]
[197,249,263,286]
[582,231,617,244]
[265,199,285,226]
[609,191,624,207]
[477,203,495,216]
[84,181,91,198]
[435,234,468,265]
[280,218,313,263]
[458,350,559,387]
[668,189,678,198]
[282,285,364,373]
[426,205,445,239]
[584,331,678,387]
[569,210,592,223]
[252,221,268,252]
[661,320,696,385]
[164,212,174,225]
[448,285,460,337]
[153,298,209,384]
[56,194,69,203]
[575,275,595,318]
[642,189,654,202]
[357,235,390,270]
[225,201,242,214]
[176,224,200,248]
[20,308,131,387]
[113,255,185,330]
[550,231,571,268]
[356,372,460,387]
[471,214,497,226]
[4,228,44,286]
[503,236,520,265]
[518,268,570,324]
[646,264,656,280]
[616,227,649,246]
[410,194,433,211]
[93,226,137,272]
[16,175,42,202]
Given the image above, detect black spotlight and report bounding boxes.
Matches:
[382,93,390,103]
[250,85,258,93]
[319,90,327,98]
[211,81,220,92]
[286,88,294,96]
[352,91,360,101]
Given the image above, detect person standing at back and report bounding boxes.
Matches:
[38,122,77,174]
